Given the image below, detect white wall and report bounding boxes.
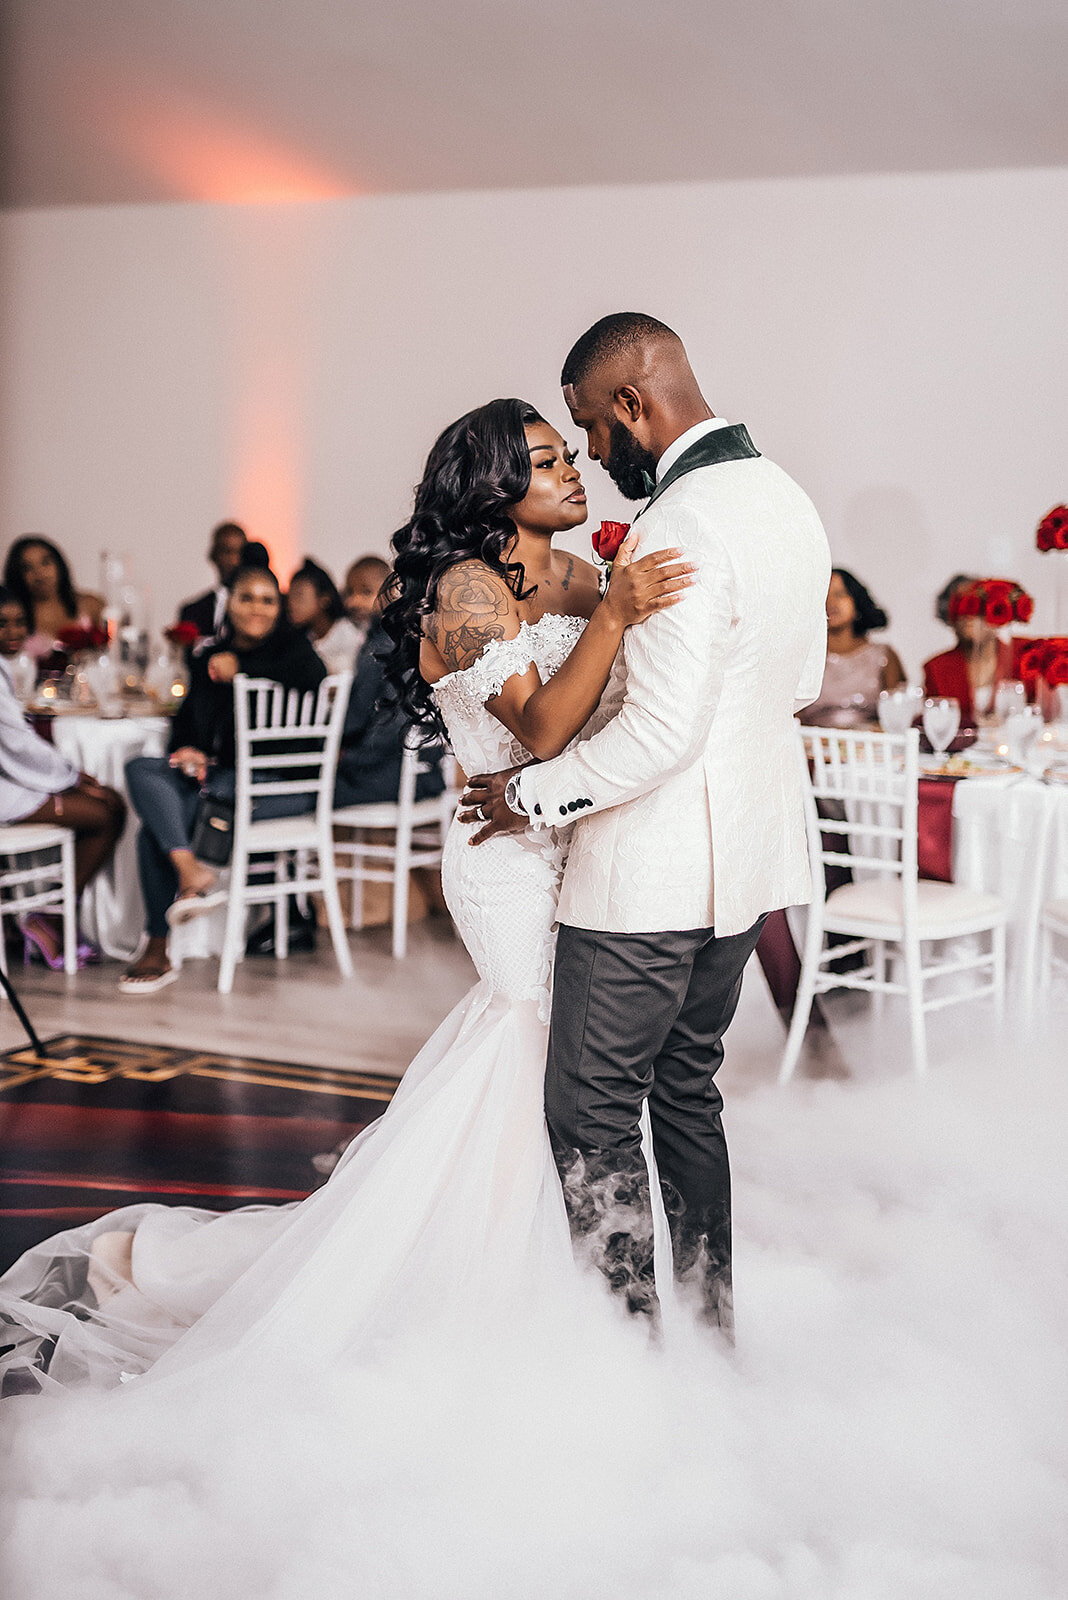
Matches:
[2,166,1066,676]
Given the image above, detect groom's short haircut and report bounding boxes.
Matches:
[561,313,681,390]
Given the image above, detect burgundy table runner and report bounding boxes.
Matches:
[916,776,961,883]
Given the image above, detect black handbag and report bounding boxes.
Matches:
[190,793,235,866]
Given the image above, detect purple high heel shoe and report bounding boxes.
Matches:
[20,914,98,971]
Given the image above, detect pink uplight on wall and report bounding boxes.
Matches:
[81,80,350,204]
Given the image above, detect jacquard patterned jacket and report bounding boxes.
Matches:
[524,431,830,937]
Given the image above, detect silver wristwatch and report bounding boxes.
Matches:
[504,773,528,817]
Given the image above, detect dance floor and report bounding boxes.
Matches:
[0,1034,399,1273]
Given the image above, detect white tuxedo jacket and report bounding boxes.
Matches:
[525,445,830,937]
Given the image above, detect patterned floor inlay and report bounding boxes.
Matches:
[0,1035,400,1271]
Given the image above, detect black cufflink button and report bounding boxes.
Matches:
[533,804,541,816]
[559,805,568,816]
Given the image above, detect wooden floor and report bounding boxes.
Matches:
[2,913,1056,1093]
[0,917,477,1079]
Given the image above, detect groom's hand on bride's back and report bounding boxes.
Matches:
[460,766,527,846]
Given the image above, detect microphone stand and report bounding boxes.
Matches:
[0,967,48,1056]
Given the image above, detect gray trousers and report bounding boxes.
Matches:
[545,915,767,1332]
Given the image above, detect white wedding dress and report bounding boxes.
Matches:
[0,612,638,1396]
[0,616,752,1600]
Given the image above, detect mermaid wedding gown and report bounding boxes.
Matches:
[0,612,639,1395]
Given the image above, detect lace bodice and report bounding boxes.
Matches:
[430,612,587,777]
[432,612,587,1022]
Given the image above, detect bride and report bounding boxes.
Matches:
[0,398,693,1398]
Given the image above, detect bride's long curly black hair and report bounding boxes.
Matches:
[381,397,545,738]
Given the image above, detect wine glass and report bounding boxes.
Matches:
[994,680,1026,724]
[923,697,961,758]
[877,688,915,735]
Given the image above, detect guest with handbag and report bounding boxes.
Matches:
[120,562,325,994]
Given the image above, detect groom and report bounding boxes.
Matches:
[462,314,830,1332]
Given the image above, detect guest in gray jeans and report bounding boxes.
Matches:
[120,563,326,994]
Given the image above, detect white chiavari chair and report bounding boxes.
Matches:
[218,672,353,995]
[780,726,1006,1081]
[1037,899,1068,992]
[0,825,77,983]
[331,731,458,959]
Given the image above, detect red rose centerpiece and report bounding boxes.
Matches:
[1019,637,1068,725]
[592,521,630,594]
[56,624,109,655]
[164,621,201,648]
[1036,505,1068,553]
[1019,637,1068,690]
[1036,505,1068,633]
[948,578,1034,630]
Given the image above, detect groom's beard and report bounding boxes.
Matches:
[604,421,659,501]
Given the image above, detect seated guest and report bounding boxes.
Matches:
[342,556,391,655]
[334,639,445,811]
[286,560,362,676]
[177,522,247,643]
[0,586,125,967]
[0,589,30,662]
[798,568,905,728]
[333,566,444,809]
[4,537,105,661]
[120,562,326,994]
[247,558,438,960]
[922,573,1013,721]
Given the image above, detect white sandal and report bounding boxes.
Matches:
[165,888,228,928]
[118,965,180,995]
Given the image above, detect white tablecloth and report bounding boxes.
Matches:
[952,774,1068,990]
[53,714,169,960]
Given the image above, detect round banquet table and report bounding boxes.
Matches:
[52,713,170,960]
[759,766,1068,1017]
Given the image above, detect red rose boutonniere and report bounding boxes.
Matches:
[591,521,631,594]
[592,520,631,563]
[1036,505,1068,553]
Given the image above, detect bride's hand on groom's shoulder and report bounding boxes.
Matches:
[601,540,696,631]
[459,766,527,846]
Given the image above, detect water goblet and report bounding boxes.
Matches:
[923,697,961,758]
[994,680,1026,724]
[1004,704,1043,770]
[877,688,914,735]
[8,652,36,704]
[972,682,994,721]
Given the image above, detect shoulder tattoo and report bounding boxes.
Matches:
[427,562,514,674]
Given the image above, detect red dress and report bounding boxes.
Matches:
[922,641,1014,721]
